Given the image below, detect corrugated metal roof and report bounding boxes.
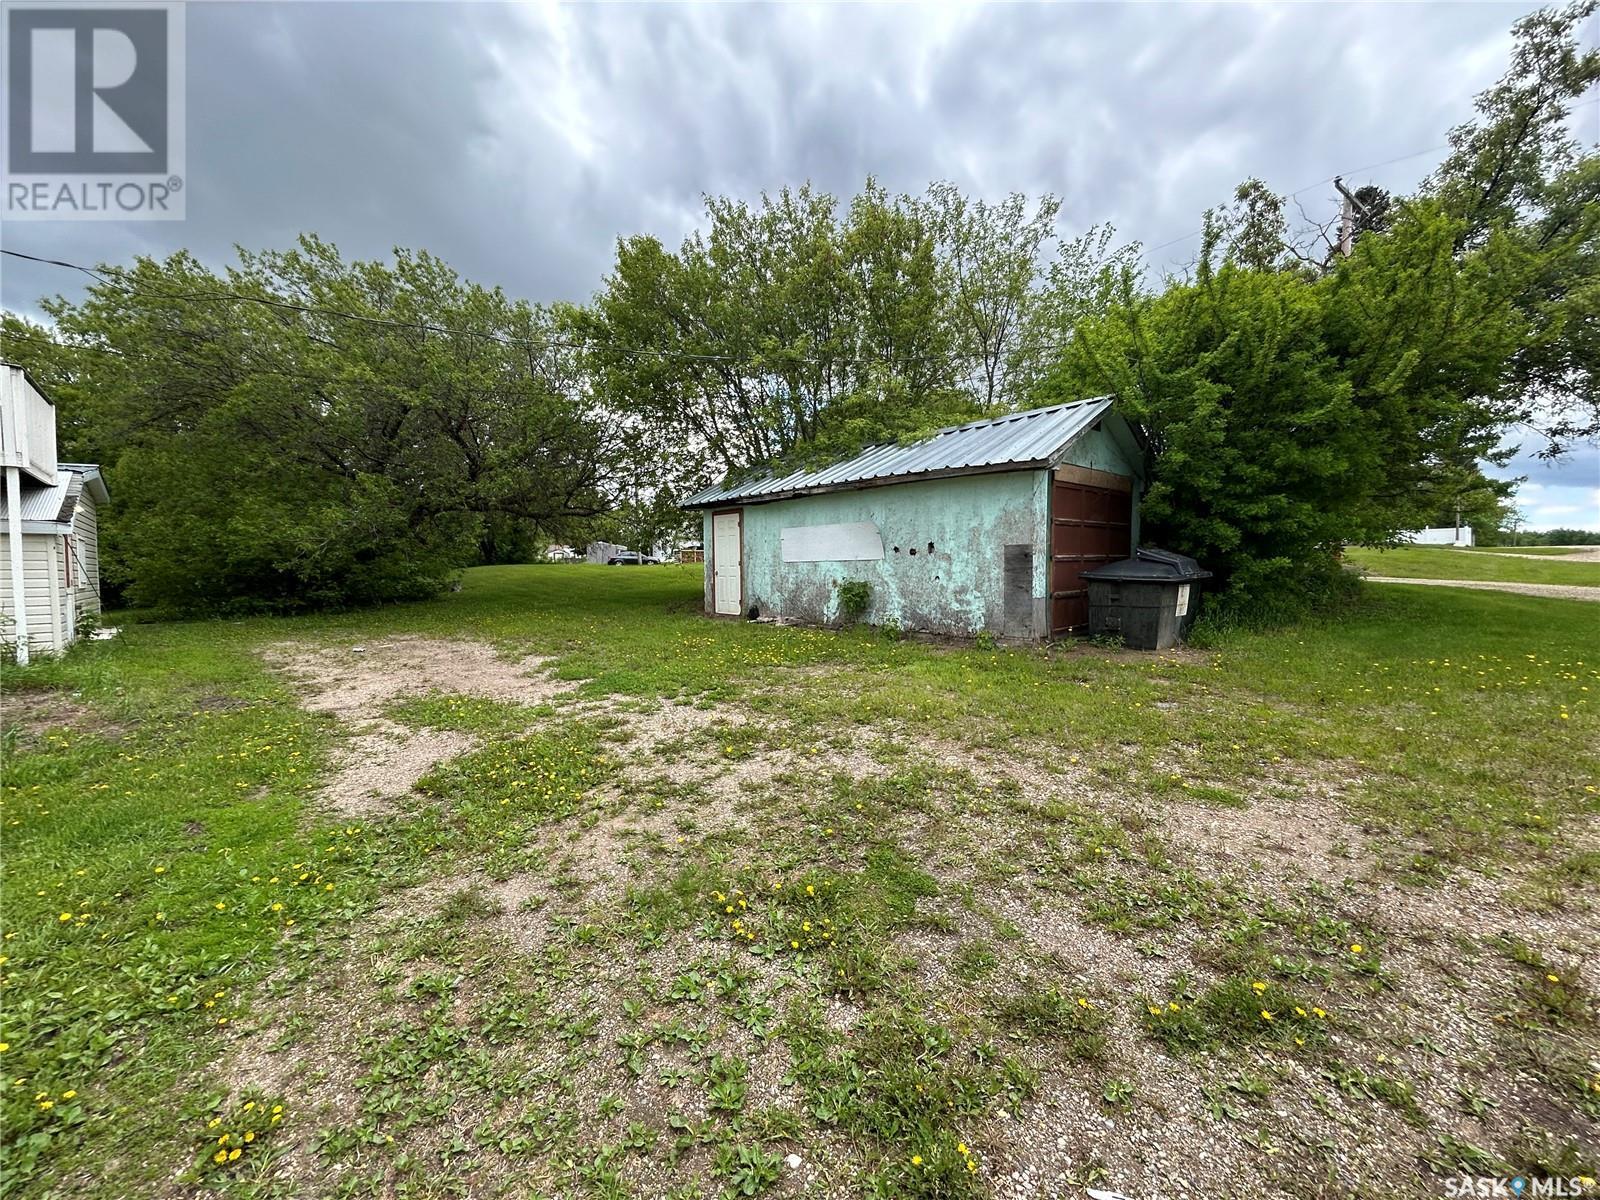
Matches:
[682,396,1115,509]
[0,464,103,532]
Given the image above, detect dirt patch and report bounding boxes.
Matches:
[263,636,572,718]
[262,637,576,815]
[0,688,127,742]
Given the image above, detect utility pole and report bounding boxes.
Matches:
[1333,177,1358,258]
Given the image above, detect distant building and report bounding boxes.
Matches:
[1404,525,1475,548]
[586,540,628,564]
[1,362,109,663]
[681,397,1145,639]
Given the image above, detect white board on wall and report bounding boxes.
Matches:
[781,521,885,563]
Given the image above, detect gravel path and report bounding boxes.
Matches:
[1472,546,1600,562]
[1365,576,1600,601]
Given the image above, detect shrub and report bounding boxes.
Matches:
[837,580,872,624]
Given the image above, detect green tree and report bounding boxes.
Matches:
[918,183,1062,409]
[5,238,631,612]
[1046,201,1526,613]
[1424,0,1600,450]
[576,182,979,479]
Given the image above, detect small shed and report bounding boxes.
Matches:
[681,397,1144,639]
[1,362,109,662]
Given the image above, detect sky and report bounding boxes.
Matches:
[1,1,1596,530]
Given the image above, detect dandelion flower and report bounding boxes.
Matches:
[1260,1010,1274,1021]
[911,1155,923,1167]
[1349,943,1363,954]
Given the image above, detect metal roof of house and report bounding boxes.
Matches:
[0,463,107,533]
[682,396,1117,509]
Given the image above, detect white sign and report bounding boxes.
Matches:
[781,521,884,563]
[1175,583,1191,617]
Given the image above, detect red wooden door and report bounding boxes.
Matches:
[1049,466,1133,636]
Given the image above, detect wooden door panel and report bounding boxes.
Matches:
[1049,474,1132,636]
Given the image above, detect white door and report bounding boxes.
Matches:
[712,511,742,615]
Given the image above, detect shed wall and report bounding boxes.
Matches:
[695,413,1143,639]
[709,471,1049,637]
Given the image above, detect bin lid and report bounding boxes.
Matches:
[1080,547,1214,583]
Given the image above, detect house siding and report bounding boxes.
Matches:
[71,491,101,620]
[0,533,64,653]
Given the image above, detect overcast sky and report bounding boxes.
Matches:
[2,1,1596,529]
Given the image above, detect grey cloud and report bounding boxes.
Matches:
[5,1,1591,526]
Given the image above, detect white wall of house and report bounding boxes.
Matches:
[1405,526,1475,547]
[0,531,69,654]
[70,490,101,623]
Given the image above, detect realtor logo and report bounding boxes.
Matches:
[3,3,185,219]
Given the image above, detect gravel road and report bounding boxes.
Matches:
[1364,576,1600,601]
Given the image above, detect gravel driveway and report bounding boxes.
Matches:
[1365,576,1600,601]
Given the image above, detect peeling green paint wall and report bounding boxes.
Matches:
[698,419,1142,638]
[720,471,1045,636]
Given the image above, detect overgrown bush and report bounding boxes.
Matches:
[837,580,872,624]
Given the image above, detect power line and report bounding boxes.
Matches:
[0,248,743,363]
[3,247,1061,388]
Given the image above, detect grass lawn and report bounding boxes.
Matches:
[1344,545,1600,586]
[2,566,1596,1199]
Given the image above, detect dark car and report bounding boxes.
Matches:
[607,552,660,566]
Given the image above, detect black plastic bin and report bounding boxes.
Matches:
[1080,548,1213,650]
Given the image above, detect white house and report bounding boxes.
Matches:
[0,362,108,663]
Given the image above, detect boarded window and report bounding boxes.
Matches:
[780,521,884,563]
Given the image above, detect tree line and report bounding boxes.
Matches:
[4,2,1594,617]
